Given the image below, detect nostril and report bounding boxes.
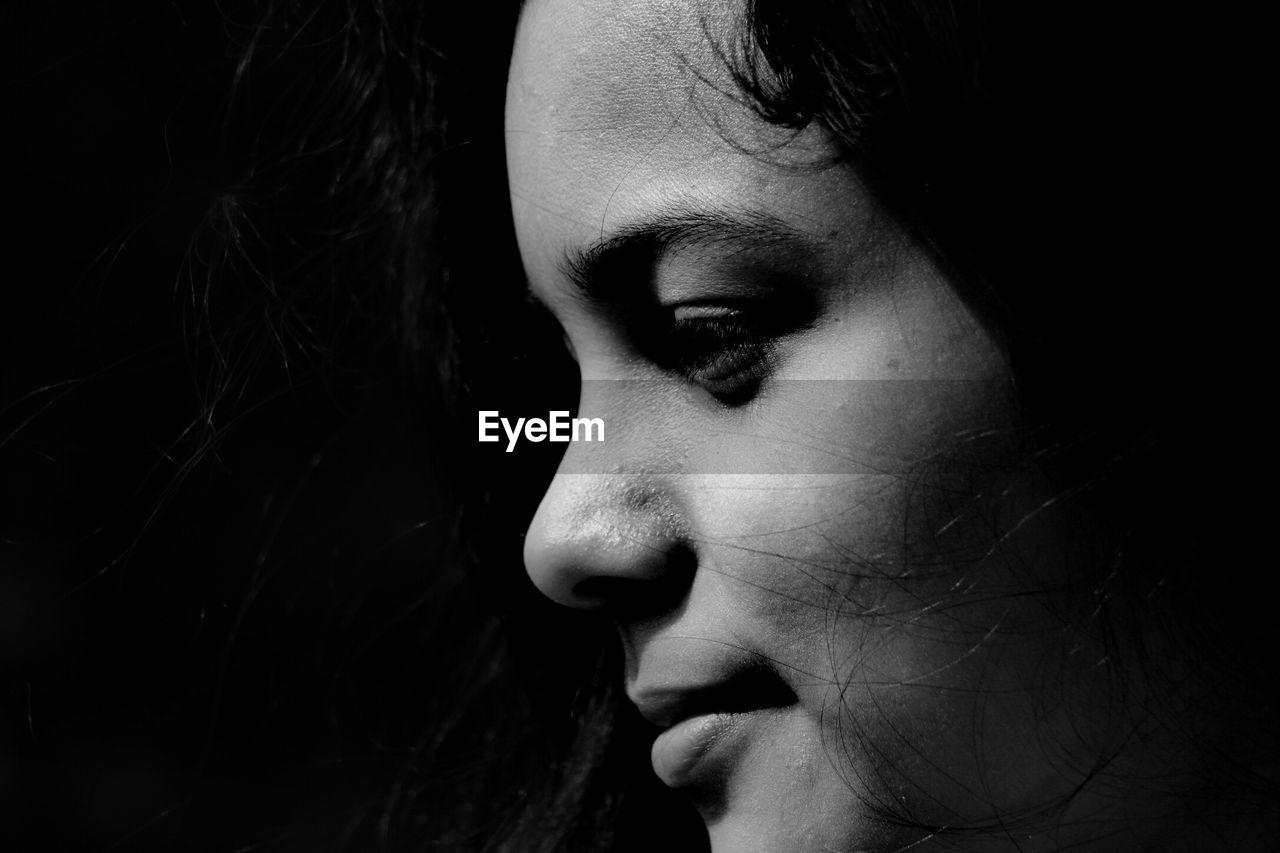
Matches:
[570,542,697,616]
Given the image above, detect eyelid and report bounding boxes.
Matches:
[671,303,741,322]
[650,304,779,405]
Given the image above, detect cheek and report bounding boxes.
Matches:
[685,370,1019,590]
[682,379,1083,819]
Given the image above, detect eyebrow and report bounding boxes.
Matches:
[558,205,815,304]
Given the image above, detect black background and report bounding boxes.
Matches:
[1,4,487,849]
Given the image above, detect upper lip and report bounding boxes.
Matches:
[628,666,797,729]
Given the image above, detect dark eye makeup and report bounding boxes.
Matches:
[657,307,772,403]
[639,296,813,405]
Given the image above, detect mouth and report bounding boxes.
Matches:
[629,666,798,789]
[630,666,797,729]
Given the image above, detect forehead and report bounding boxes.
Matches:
[507,0,740,154]
[508,0,711,141]
[505,0,860,293]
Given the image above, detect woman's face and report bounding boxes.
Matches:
[506,1,1117,850]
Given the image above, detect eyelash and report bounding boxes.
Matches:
[655,308,777,404]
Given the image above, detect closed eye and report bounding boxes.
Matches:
[648,303,793,405]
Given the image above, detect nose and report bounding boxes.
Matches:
[523,470,695,612]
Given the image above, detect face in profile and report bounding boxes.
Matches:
[505,1,1146,850]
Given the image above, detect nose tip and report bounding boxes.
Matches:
[523,473,694,612]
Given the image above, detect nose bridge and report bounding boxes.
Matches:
[523,380,693,610]
[548,375,680,472]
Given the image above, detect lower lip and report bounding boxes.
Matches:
[650,712,751,789]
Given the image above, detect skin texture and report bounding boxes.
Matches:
[505,1,1211,850]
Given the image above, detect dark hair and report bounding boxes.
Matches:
[723,0,1275,831]
[730,0,1272,676]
